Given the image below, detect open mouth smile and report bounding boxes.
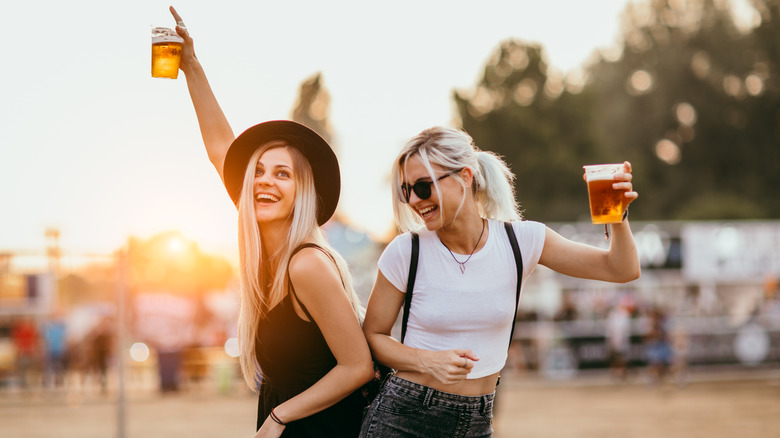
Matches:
[255,193,280,204]
[417,205,438,219]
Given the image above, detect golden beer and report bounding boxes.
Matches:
[584,164,625,224]
[151,27,183,79]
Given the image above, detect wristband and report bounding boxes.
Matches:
[270,408,286,426]
[604,209,629,240]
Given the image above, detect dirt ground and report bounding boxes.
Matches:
[493,372,780,438]
[3,370,779,438]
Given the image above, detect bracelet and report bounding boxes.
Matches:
[604,209,630,240]
[270,408,286,426]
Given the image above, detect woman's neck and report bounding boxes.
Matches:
[435,207,487,254]
[259,220,291,268]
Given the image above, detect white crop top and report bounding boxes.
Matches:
[377,219,546,379]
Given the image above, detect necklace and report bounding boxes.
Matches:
[440,219,486,274]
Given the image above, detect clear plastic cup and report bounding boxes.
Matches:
[151,27,183,79]
[583,164,626,224]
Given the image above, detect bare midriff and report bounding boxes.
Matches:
[394,370,500,396]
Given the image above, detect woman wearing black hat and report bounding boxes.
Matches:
[169,7,374,438]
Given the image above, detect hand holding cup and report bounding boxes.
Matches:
[582,161,637,224]
[169,6,196,73]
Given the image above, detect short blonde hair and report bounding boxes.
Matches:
[392,127,522,232]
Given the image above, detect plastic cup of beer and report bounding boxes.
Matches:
[583,164,626,224]
[151,27,183,79]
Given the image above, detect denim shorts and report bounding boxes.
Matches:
[359,375,494,438]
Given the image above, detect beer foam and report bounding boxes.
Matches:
[152,35,183,44]
[151,27,183,44]
[583,164,621,181]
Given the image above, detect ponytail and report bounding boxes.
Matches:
[474,151,523,221]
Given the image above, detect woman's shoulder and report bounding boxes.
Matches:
[489,219,546,253]
[385,227,427,249]
[488,218,546,235]
[506,218,546,232]
[288,244,337,278]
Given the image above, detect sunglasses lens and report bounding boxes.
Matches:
[401,184,412,203]
[413,182,432,201]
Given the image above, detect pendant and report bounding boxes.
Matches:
[459,264,466,274]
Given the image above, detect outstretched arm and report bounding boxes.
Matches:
[170,6,234,182]
[539,161,641,283]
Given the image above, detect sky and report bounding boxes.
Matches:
[1,0,637,265]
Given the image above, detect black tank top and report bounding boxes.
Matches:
[255,244,363,436]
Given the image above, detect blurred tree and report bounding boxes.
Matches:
[291,72,334,147]
[588,0,780,220]
[455,0,780,222]
[454,41,599,222]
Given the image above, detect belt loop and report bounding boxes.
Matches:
[423,387,434,408]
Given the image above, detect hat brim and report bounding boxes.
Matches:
[223,120,340,226]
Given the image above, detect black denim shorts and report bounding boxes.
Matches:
[360,374,494,438]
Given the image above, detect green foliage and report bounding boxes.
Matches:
[454,41,599,221]
[455,0,780,222]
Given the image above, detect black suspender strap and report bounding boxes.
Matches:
[504,222,524,351]
[396,223,522,387]
[400,225,522,347]
[400,232,419,343]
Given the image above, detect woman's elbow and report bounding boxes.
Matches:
[615,265,641,283]
[356,359,376,386]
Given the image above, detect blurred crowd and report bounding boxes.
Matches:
[0,314,113,393]
[3,280,777,396]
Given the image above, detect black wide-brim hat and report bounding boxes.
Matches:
[223,120,340,226]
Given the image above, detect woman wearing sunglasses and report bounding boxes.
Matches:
[360,127,639,437]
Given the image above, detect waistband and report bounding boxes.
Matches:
[384,374,494,413]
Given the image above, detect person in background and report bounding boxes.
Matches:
[42,312,68,388]
[169,7,373,437]
[606,296,634,381]
[645,306,673,385]
[12,316,39,389]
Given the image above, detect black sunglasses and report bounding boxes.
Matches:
[400,170,460,203]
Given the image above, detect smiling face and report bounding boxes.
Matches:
[401,154,466,231]
[253,146,297,226]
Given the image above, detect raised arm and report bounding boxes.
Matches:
[539,161,641,283]
[170,6,234,182]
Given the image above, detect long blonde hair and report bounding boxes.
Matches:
[392,126,522,232]
[235,141,363,390]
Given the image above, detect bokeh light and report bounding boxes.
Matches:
[513,79,538,107]
[129,342,151,362]
[723,74,744,98]
[224,337,240,358]
[690,51,711,79]
[627,69,653,95]
[564,69,586,94]
[543,70,565,99]
[655,139,682,165]
[675,102,697,126]
[745,74,764,96]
